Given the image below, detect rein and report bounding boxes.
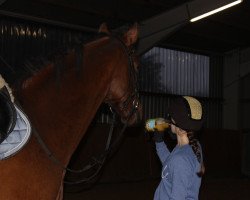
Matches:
[32,111,117,184]
[31,35,140,185]
[31,101,138,185]
[64,102,139,185]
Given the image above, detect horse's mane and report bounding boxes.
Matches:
[11,35,108,92]
[19,35,94,81]
[18,27,130,84]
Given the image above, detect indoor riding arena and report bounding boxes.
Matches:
[0,0,250,200]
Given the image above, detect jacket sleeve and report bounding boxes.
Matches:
[155,142,170,164]
[169,156,191,199]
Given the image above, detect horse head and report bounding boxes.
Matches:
[99,23,142,126]
[0,21,143,200]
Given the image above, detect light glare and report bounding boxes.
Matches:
[190,0,242,22]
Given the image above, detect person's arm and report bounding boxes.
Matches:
[154,132,170,164]
[169,156,191,199]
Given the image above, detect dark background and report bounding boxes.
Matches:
[1,0,250,54]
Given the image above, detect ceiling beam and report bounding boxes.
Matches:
[136,0,242,55]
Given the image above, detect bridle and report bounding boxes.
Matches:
[107,34,140,121]
[31,34,141,186]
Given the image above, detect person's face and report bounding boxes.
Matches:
[170,119,178,134]
[170,118,188,138]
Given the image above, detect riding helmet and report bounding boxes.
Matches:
[168,96,204,131]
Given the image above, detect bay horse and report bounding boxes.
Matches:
[0,23,141,200]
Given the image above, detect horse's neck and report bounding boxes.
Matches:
[19,39,118,163]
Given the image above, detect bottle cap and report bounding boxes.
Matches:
[145,119,156,132]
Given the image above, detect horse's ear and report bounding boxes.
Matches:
[98,23,110,34]
[124,22,139,47]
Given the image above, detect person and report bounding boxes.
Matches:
[153,96,205,200]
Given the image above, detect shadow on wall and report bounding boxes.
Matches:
[138,54,165,93]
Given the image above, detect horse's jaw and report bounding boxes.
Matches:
[120,104,143,126]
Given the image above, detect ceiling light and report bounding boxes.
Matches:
[190,0,243,22]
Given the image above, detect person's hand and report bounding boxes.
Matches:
[152,130,164,143]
